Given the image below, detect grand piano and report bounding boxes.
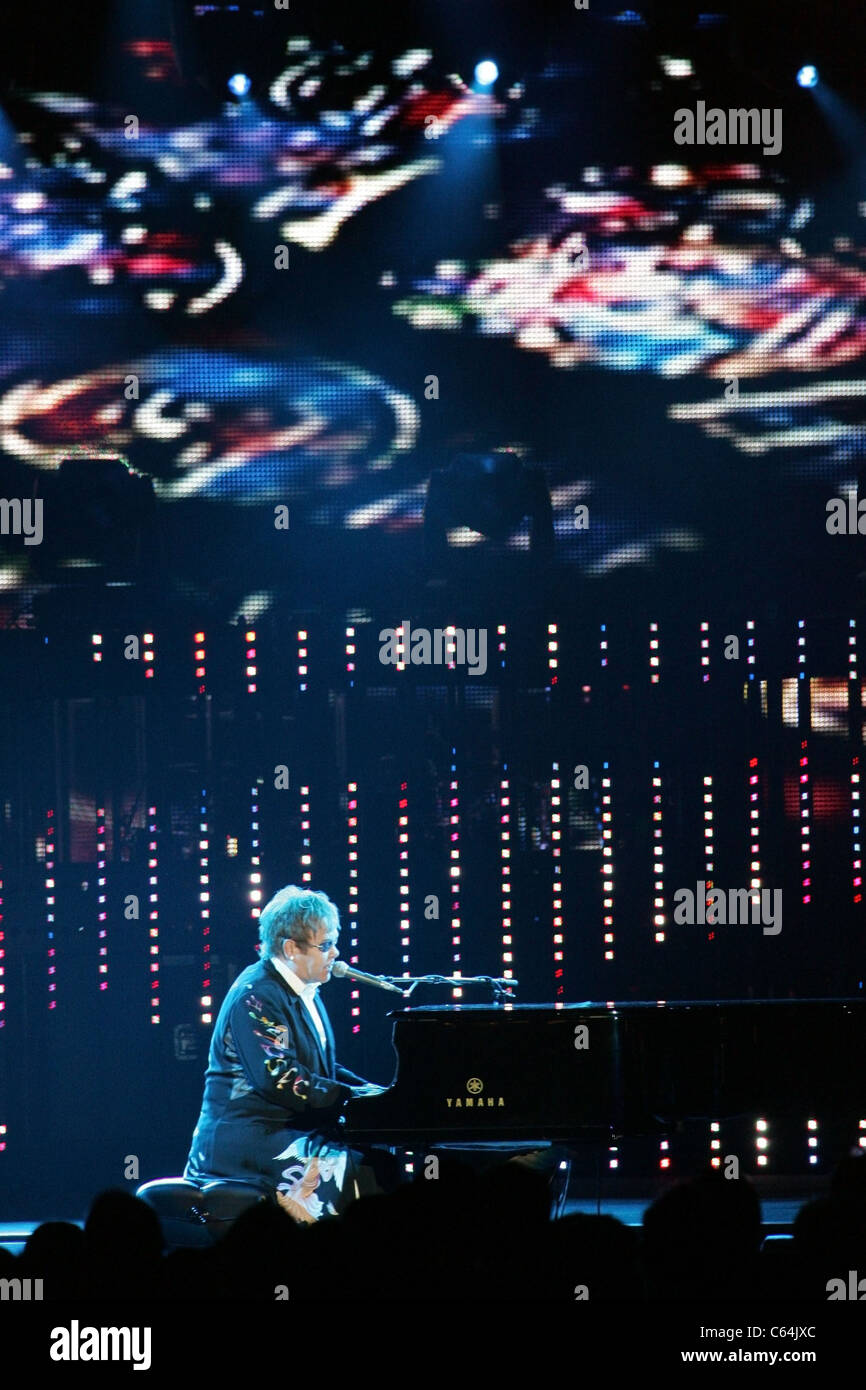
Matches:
[342,999,866,1146]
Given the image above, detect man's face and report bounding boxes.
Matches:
[282,919,339,986]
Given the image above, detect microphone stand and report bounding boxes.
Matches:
[380,974,518,1004]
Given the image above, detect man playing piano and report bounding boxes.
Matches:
[184,884,385,1222]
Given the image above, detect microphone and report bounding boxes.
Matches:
[332,960,404,995]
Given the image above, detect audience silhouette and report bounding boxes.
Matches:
[4,1151,864,1301]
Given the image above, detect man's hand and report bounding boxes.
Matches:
[350,1082,387,1097]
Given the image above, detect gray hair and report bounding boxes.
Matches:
[258,885,340,959]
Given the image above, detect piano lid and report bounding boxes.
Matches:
[383,996,865,1017]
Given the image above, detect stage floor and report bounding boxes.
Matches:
[562,1194,803,1230]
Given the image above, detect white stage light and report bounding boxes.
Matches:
[474,60,498,87]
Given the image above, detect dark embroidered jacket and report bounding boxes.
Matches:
[184,956,366,1187]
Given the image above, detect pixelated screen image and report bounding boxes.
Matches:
[1,5,865,624]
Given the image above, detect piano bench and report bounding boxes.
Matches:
[135,1176,268,1249]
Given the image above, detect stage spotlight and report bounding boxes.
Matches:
[660,56,693,79]
[474,60,498,87]
[228,72,252,98]
[797,65,818,89]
